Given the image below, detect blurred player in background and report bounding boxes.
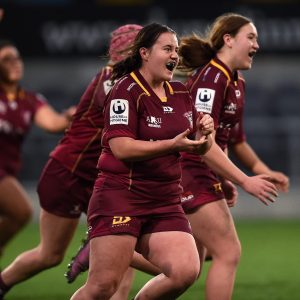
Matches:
[178,13,285,300]
[0,25,154,300]
[0,39,74,260]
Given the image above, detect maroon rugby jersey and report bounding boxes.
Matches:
[181,58,245,162]
[0,87,46,176]
[50,66,113,182]
[228,121,246,146]
[180,58,246,204]
[93,69,198,214]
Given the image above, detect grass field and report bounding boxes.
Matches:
[1,219,300,300]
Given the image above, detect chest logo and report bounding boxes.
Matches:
[162,106,173,113]
[224,102,237,114]
[146,115,162,128]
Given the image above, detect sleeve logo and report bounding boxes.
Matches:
[195,88,215,113]
[110,99,129,125]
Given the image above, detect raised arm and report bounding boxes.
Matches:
[34,104,76,133]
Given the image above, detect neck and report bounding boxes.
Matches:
[139,68,164,90]
[216,53,235,73]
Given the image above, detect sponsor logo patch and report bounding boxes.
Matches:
[162,106,174,113]
[112,216,131,227]
[195,88,215,113]
[146,115,162,128]
[181,192,194,203]
[110,99,129,125]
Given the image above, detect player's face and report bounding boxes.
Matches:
[231,23,259,71]
[141,32,179,83]
[0,46,24,84]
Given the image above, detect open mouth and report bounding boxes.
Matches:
[248,51,256,58]
[166,61,176,71]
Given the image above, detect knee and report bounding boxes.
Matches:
[216,238,242,268]
[14,206,33,227]
[229,238,242,266]
[38,250,65,268]
[85,272,120,299]
[169,263,199,291]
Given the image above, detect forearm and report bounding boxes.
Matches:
[34,105,70,133]
[109,137,175,161]
[203,142,248,186]
[231,142,271,175]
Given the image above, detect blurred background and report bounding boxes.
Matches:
[1,0,299,219]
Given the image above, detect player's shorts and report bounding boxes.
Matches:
[180,161,224,213]
[88,210,192,240]
[37,158,94,218]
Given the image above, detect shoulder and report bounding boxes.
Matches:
[169,80,190,95]
[169,80,187,90]
[204,62,230,86]
[112,74,143,97]
[21,89,47,104]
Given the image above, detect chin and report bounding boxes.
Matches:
[165,73,174,81]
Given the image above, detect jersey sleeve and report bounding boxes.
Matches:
[102,80,138,145]
[190,73,228,129]
[32,93,47,115]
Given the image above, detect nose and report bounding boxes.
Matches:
[171,50,179,62]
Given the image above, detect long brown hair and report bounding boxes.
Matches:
[179,13,252,72]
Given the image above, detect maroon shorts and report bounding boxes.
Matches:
[181,161,224,213]
[88,211,192,240]
[37,158,94,218]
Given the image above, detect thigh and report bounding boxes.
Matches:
[138,231,199,275]
[0,176,32,215]
[39,209,79,255]
[187,199,239,254]
[88,235,137,284]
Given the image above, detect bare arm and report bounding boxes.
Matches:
[109,129,211,162]
[34,104,75,133]
[231,141,289,192]
[203,141,278,205]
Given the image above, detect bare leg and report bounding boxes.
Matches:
[187,199,241,300]
[131,252,160,276]
[0,176,33,255]
[134,231,200,300]
[65,240,160,284]
[71,235,137,300]
[110,267,135,300]
[1,209,79,286]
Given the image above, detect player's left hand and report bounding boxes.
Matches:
[221,179,238,207]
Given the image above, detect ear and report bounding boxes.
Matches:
[139,47,149,61]
[223,33,233,48]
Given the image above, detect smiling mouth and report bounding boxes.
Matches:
[166,61,176,71]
